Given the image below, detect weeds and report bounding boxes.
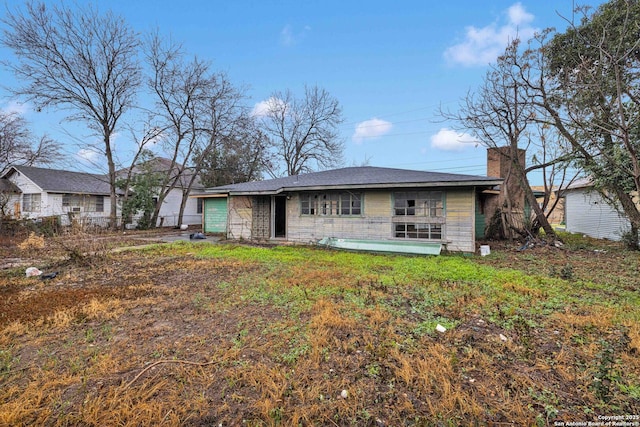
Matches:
[1,240,639,425]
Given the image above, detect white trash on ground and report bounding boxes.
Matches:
[25,267,42,277]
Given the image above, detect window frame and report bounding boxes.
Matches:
[23,193,42,212]
[300,192,362,216]
[392,191,445,241]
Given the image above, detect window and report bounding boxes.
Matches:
[301,192,361,216]
[62,194,105,212]
[23,193,41,212]
[394,223,442,239]
[393,191,444,240]
[394,191,443,216]
[95,196,104,213]
[197,198,203,214]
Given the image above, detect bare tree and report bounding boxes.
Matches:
[144,34,256,227]
[259,85,344,177]
[441,39,571,238]
[0,110,61,175]
[1,1,141,228]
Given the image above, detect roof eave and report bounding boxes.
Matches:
[223,179,504,196]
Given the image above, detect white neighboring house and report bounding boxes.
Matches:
[119,157,204,228]
[563,178,632,241]
[1,165,117,227]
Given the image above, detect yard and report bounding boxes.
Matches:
[0,231,639,426]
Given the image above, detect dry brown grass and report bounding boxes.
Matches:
[0,235,639,425]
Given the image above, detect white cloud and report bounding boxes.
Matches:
[352,118,393,144]
[1,100,29,115]
[444,2,537,67]
[251,97,287,117]
[430,128,478,151]
[280,24,311,47]
[76,148,100,163]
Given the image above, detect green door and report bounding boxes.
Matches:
[204,197,228,233]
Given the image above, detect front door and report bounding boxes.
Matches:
[273,196,287,238]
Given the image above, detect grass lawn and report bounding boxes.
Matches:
[1,232,639,425]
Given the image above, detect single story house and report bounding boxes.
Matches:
[2,160,205,229]
[562,178,632,241]
[194,166,502,253]
[1,165,117,227]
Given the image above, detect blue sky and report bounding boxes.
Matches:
[0,0,604,180]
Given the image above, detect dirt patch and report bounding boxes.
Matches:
[1,233,639,425]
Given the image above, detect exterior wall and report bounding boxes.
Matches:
[285,188,477,252]
[444,189,476,252]
[228,195,253,239]
[157,188,201,227]
[565,189,631,241]
[286,191,392,242]
[1,193,21,217]
[46,194,114,226]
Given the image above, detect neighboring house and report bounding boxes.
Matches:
[531,185,564,225]
[562,178,631,241]
[1,165,116,226]
[118,157,204,228]
[194,166,502,253]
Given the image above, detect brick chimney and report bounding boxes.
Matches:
[483,147,527,238]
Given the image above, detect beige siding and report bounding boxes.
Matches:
[228,196,252,239]
[444,189,475,252]
[227,188,477,252]
[286,191,393,242]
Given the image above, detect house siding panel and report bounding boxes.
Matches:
[565,189,630,241]
[286,191,392,242]
[157,188,201,227]
[204,197,228,233]
[227,196,252,239]
[444,189,475,252]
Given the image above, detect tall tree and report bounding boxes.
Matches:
[144,34,254,226]
[542,0,640,248]
[0,110,61,175]
[258,85,344,177]
[1,1,141,228]
[441,39,571,238]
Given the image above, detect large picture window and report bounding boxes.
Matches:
[301,192,362,216]
[393,191,444,240]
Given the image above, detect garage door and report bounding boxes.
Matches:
[203,197,228,233]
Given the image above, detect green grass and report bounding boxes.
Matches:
[2,240,638,425]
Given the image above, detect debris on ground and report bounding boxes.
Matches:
[25,267,42,277]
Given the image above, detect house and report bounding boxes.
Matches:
[118,157,204,228]
[1,165,116,227]
[195,166,502,253]
[562,178,631,241]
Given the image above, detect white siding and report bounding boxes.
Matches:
[565,189,630,241]
[7,171,45,218]
[156,188,201,227]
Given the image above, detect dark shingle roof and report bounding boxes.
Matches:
[201,166,502,195]
[10,165,113,195]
